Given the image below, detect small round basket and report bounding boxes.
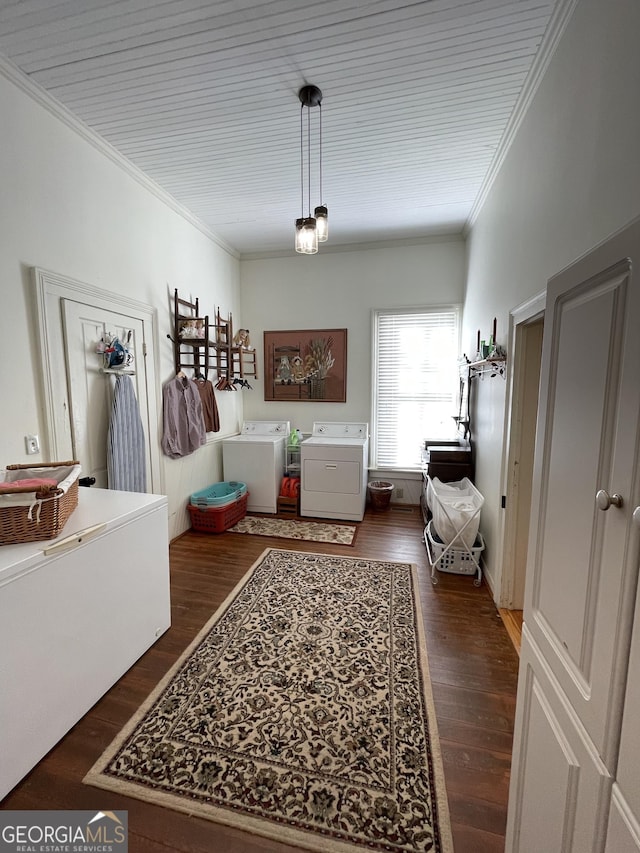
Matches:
[368,481,394,510]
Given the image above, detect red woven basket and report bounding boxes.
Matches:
[188,492,248,533]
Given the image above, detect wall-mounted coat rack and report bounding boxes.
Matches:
[169,290,210,378]
[211,308,258,380]
[168,289,258,382]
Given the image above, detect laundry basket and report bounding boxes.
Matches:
[426,477,484,550]
[190,481,247,508]
[368,481,394,510]
[425,476,484,586]
[188,492,248,533]
[424,520,485,581]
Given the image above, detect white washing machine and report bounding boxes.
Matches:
[222,421,290,514]
[300,422,369,521]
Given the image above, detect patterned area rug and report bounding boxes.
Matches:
[84,549,453,853]
[228,515,357,545]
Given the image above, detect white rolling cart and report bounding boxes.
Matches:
[424,476,485,586]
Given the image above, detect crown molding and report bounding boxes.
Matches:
[0,54,239,260]
[464,0,580,234]
[240,230,465,261]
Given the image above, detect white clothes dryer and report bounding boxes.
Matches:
[222,421,290,514]
[300,422,369,521]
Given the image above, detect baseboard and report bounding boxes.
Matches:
[499,609,523,656]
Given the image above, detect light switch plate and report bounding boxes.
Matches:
[25,434,40,455]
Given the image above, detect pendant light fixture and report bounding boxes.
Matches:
[295,84,328,254]
[314,89,328,242]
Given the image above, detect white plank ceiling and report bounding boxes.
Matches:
[0,0,563,256]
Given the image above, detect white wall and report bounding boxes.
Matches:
[240,239,466,500]
[0,65,242,539]
[463,0,640,595]
[241,239,466,429]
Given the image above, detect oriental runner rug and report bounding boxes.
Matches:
[84,549,453,853]
[228,515,357,545]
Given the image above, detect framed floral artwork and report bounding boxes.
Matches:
[263,329,347,402]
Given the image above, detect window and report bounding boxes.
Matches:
[371,307,460,469]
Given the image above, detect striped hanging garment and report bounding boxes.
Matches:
[107,374,147,492]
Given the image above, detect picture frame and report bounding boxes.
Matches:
[264,329,347,402]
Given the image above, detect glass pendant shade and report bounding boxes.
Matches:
[295,217,318,254]
[314,205,328,242]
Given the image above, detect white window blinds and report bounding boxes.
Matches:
[372,308,460,468]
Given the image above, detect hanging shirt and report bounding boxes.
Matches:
[107,374,147,492]
[194,377,220,433]
[161,375,206,458]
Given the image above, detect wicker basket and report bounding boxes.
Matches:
[0,461,81,545]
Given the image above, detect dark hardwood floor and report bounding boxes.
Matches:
[2,505,519,852]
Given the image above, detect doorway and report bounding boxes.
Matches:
[499,293,545,649]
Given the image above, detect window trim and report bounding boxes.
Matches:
[370,304,462,470]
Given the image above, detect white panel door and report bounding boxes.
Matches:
[611,530,640,848]
[604,787,640,853]
[506,219,640,852]
[62,299,150,489]
[508,629,612,853]
[523,221,640,764]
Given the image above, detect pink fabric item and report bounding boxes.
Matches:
[0,477,58,492]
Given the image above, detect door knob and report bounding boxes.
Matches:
[596,489,624,511]
[633,507,640,528]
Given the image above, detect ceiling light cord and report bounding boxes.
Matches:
[318,102,323,205]
[307,104,312,218]
[300,104,304,219]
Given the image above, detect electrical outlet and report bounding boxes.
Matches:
[396,488,404,499]
[25,434,40,455]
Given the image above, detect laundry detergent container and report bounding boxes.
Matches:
[426,477,484,550]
